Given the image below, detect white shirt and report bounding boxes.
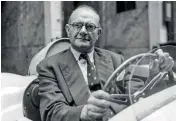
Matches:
[70,47,95,84]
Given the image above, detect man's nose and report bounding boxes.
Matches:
[79,25,88,36]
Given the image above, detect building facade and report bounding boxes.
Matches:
[1,1,176,75]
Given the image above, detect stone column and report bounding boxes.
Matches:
[148,1,167,49]
[173,2,176,42]
[44,1,63,45]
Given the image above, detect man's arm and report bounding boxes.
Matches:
[110,49,174,96]
[124,49,174,94]
[37,62,83,121]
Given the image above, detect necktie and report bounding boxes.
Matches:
[79,53,101,91]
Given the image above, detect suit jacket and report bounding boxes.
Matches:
[37,47,144,121]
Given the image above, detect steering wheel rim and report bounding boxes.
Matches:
[103,52,166,105]
[104,51,175,105]
[103,53,156,91]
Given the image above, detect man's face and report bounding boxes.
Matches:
[66,8,101,53]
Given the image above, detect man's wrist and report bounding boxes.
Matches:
[149,68,159,80]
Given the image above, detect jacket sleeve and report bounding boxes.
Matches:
[37,61,83,121]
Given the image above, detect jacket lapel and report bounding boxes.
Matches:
[60,49,90,105]
[94,48,114,87]
[60,48,115,105]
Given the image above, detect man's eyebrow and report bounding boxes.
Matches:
[69,20,82,24]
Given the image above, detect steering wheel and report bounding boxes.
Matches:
[103,52,174,105]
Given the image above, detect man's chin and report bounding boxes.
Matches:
[73,40,94,52]
[76,41,91,47]
[74,45,93,53]
[79,45,91,50]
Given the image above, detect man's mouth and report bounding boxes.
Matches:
[76,38,90,41]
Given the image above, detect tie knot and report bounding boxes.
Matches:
[79,53,89,61]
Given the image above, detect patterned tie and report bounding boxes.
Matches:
[79,53,101,92]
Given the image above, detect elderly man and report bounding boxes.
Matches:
[37,5,174,121]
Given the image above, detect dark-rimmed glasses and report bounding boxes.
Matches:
[69,22,99,32]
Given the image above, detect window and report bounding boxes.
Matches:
[116,1,136,13]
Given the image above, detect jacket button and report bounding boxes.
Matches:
[111,88,114,92]
[65,67,70,74]
[111,111,113,115]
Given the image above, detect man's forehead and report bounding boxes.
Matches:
[70,7,99,23]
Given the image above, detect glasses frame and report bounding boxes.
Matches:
[69,22,100,32]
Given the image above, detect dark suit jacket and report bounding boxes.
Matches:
[37,47,143,121]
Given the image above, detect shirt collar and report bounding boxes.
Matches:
[70,46,94,62]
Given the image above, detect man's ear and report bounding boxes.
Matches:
[65,24,70,37]
[98,28,102,37]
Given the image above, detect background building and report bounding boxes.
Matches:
[1,1,176,75]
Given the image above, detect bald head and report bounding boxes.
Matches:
[65,5,102,53]
[68,5,100,25]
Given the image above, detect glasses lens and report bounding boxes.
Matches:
[86,23,96,32]
[71,22,97,32]
[72,22,83,30]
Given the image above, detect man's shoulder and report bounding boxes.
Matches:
[38,49,70,67]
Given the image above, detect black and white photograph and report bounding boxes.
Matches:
[1,1,176,121]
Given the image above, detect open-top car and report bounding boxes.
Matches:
[1,38,176,121]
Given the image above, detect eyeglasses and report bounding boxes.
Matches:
[69,22,99,32]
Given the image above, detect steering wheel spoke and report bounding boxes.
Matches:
[103,53,172,105]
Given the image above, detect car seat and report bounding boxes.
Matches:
[23,38,70,121]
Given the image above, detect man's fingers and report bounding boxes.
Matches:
[161,60,174,72]
[87,110,105,119]
[155,49,165,64]
[153,59,160,69]
[92,90,110,100]
[87,104,108,113]
[150,59,160,74]
[159,53,174,72]
[88,96,111,108]
[80,104,106,121]
[154,49,174,72]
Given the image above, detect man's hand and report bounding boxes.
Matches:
[150,49,174,75]
[80,90,111,121]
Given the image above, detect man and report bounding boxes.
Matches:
[37,5,174,121]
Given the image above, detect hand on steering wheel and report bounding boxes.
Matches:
[103,49,174,105]
[150,49,174,78]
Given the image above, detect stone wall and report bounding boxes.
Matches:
[61,1,150,59]
[1,1,45,75]
[99,1,149,59]
[0,1,154,74]
[173,2,176,42]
